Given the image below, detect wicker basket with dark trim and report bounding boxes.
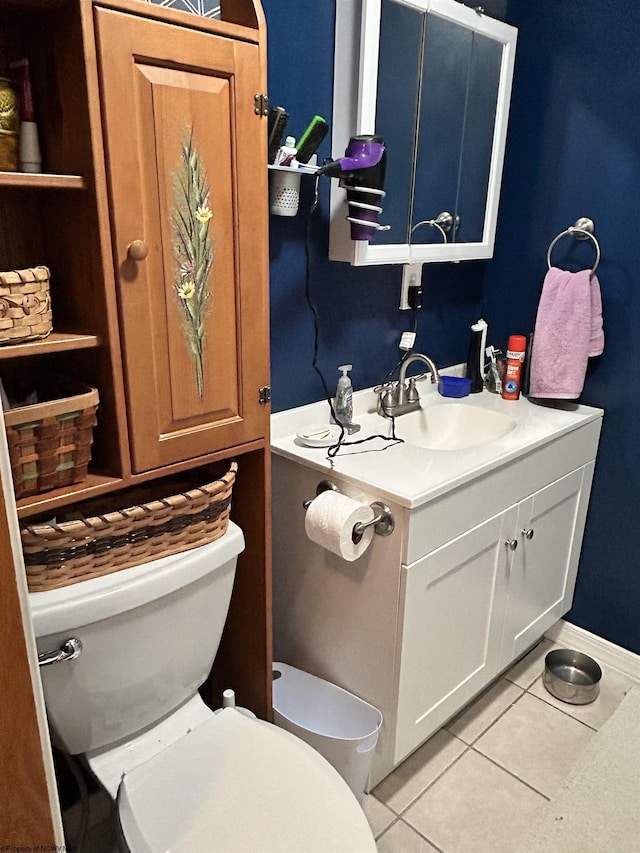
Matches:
[0,266,53,344]
[21,462,237,592]
[5,377,99,500]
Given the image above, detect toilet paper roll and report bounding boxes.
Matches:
[304,491,375,561]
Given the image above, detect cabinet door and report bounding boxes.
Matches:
[95,10,269,472]
[499,466,589,669]
[395,508,515,763]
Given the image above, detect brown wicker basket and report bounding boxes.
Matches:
[0,266,53,345]
[21,462,237,592]
[4,376,99,500]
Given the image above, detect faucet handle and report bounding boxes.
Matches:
[406,377,420,403]
[374,381,397,414]
[382,383,397,409]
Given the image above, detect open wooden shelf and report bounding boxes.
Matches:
[0,171,87,190]
[14,439,267,521]
[0,331,100,359]
[16,473,124,520]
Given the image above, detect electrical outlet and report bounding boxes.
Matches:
[399,331,416,350]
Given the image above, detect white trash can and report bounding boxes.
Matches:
[272,662,382,803]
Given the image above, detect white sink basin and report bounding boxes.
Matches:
[393,402,517,451]
[271,384,604,509]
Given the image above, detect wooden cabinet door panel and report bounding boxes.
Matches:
[95,9,269,472]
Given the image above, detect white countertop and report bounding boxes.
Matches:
[271,383,603,509]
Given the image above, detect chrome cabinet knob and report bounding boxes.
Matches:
[521,528,535,540]
[505,539,518,551]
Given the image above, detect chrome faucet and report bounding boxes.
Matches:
[377,353,439,417]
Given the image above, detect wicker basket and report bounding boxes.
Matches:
[4,376,99,500]
[0,266,53,345]
[21,462,237,592]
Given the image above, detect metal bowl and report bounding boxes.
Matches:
[543,648,602,705]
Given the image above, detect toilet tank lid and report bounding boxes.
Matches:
[29,521,245,637]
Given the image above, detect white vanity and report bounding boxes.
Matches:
[271,385,602,785]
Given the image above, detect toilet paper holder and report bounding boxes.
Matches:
[303,480,395,538]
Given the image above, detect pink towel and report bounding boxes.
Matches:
[529,267,604,399]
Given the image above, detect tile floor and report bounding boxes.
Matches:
[63,636,638,853]
[362,638,639,853]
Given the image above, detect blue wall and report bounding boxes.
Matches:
[264,1,640,654]
[263,1,485,412]
[484,0,640,653]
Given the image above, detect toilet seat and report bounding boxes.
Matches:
[117,707,376,853]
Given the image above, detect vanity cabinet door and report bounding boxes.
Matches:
[95,9,270,472]
[394,508,515,763]
[499,465,592,670]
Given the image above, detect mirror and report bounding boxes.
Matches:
[329,0,517,266]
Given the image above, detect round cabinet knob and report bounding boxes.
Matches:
[127,240,149,261]
[505,539,518,551]
[521,528,535,540]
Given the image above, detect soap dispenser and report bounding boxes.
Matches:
[335,364,354,424]
[334,365,361,433]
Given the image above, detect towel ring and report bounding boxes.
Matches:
[547,217,601,273]
[411,211,458,245]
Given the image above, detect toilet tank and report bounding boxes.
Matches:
[29,522,245,755]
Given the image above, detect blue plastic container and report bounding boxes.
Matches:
[438,376,472,398]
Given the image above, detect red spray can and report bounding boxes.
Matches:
[502,335,527,400]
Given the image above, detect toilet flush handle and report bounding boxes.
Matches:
[38,637,83,667]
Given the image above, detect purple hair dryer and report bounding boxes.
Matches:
[317,135,388,242]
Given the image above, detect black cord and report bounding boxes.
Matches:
[304,177,345,448]
[380,350,410,386]
[303,176,404,459]
[327,421,404,458]
[378,306,418,386]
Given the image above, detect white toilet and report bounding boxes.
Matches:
[29,521,376,852]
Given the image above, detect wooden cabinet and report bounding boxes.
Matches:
[0,0,271,838]
[0,0,270,500]
[0,1,129,510]
[95,7,270,472]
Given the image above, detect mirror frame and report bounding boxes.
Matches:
[328,0,517,266]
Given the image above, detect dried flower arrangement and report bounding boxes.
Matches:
[172,128,213,398]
